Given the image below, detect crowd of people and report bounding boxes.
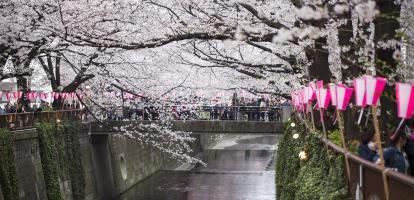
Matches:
[103,94,291,122]
[358,121,414,176]
[0,101,82,114]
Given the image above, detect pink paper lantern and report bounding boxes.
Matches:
[309,82,316,90]
[316,80,324,89]
[316,88,331,109]
[26,92,32,101]
[336,86,354,111]
[42,93,46,100]
[29,92,35,100]
[396,82,414,119]
[304,87,310,102]
[12,92,17,99]
[307,83,316,101]
[354,77,366,107]
[299,89,305,105]
[329,84,337,106]
[42,93,48,100]
[292,91,300,110]
[365,76,386,106]
[5,92,10,101]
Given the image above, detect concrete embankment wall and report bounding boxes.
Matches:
[1,120,283,200]
[0,125,187,200]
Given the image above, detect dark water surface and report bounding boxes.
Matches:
[114,134,279,200]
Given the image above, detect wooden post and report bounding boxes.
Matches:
[319,108,331,158]
[336,110,351,181]
[372,105,390,200]
[301,108,308,130]
[310,105,316,131]
[319,108,327,135]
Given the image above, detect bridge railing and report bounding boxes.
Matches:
[107,105,291,122]
[322,138,414,200]
[0,109,87,129]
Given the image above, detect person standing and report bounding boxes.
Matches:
[259,98,267,121]
[375,129,409,174]
[404,121,414,176]
[358,127,377,162]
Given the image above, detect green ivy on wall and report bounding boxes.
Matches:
[37,121,86,200]
[0,128,18,200]
[276,117,350,200]
[37,122,64,200]
[62,121,85,200]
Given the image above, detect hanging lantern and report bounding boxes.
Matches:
[396,82,414,119]
[6,92,10,101]
[365,76,387,106]
[354,77,366,107]
[316,88,331,109]
[336,85,354,111]
[307,84,316,102]
[329,84,337,106]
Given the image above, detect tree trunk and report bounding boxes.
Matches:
[305,37,332,83]
[375,0,401,136]
[338,12,365,140]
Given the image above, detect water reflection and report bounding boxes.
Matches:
[115,171,275,200]
[114,134,278,200]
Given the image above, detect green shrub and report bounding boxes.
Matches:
[328,129,359,154]
[294,133,348,200]
[0,128,18,200]
[276,117,349,200]
[275,116,305,200]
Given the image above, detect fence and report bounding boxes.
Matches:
[322,138,414,200]
[108,105,291,122]
[0,109,87,129]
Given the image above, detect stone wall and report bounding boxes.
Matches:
[1,125,186,200]
[0,127,94,200]
[12,129,47,200]
[79,127,97,200]
[107,134,181,197]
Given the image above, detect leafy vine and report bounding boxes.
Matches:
[0,128,18,200]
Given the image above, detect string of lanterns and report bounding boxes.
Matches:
[0,91,85,101]
[291,76,414,129]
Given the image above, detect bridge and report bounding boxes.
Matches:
[90,120,284,135]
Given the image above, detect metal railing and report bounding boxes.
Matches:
[0,109,87,129]
[106,105,290,122]
[322,138,414,200]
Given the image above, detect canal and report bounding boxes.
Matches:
[114,134,279,200]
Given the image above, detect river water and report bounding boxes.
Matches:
[114,134,279,200]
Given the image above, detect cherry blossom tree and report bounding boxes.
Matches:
[2,0,413,161]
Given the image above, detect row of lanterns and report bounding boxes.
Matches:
[0,91,85,101]
[291,75,414,128]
